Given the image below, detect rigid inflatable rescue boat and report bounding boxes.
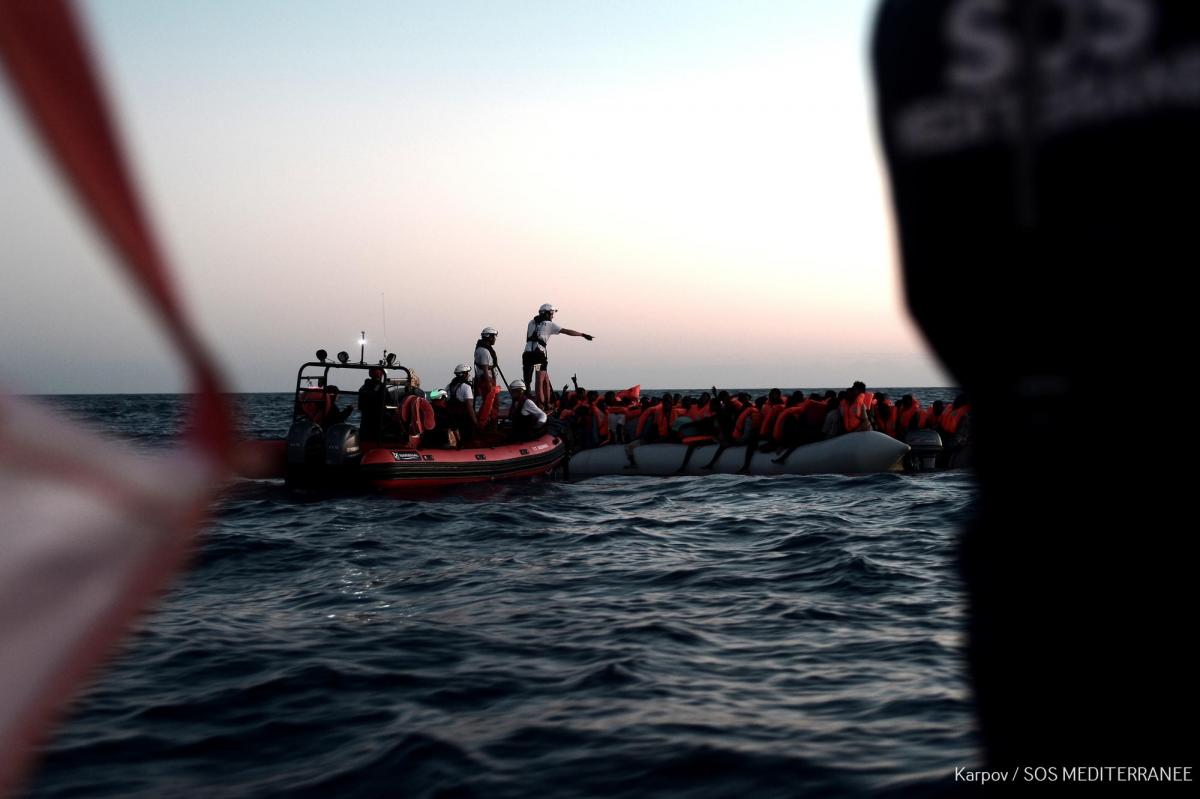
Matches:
[249,353,566,491]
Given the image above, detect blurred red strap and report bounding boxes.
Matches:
[0,0,235,791]
[0,0,230,456]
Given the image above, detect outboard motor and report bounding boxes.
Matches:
[324,423,361,468]
[904,429,943,472]
[285,419,324,486]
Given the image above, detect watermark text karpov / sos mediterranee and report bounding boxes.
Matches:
[954,765,1192,785]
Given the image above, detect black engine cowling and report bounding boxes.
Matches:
[285,419,324,486]
[904,429,942,472]
[324,423,361,467]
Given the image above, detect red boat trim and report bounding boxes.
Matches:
[360,440,564,483]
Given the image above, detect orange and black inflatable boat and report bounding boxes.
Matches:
[236,353,566,491]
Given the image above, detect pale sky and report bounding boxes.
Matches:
[0,0,950,394]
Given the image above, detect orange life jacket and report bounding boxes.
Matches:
[842,398,865,432]
[940,405,969,435]
[594,405,610,442]
[875,399,897,436]
[804,398,831,427]
[773,402,810,440]
[760,401,785,436]
[734,406,761,441]
[298,387,333,424]
[637,406,670,439]
[615,385,640,402]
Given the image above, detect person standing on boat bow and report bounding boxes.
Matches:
[523,303,593,406]
[474,327,501,430]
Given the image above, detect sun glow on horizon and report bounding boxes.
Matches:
[0,0,949,393]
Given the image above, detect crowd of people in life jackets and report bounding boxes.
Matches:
[553,380,971,472]
[301,303,970,462]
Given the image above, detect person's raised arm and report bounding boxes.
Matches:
[559,328,593,341]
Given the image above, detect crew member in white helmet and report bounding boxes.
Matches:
[506,379,548,441]
[523,303,593,406]
[474,327,501,429]
[445,363,478,444]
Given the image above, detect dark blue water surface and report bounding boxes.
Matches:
[27,390,978,798]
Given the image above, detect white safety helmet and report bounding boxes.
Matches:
[509,379,527,391]
[481,326,498,337]
[453,363,471,375]
[538,303,556,314]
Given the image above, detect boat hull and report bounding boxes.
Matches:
[239,433,566,491]
[567,431,909,477]
[358,435,565,490]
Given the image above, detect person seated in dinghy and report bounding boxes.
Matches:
[568,389,606,450]
[895,394,922,441]
[507,379,548,441]
[601,391,628,445]
[623,394,678,468]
